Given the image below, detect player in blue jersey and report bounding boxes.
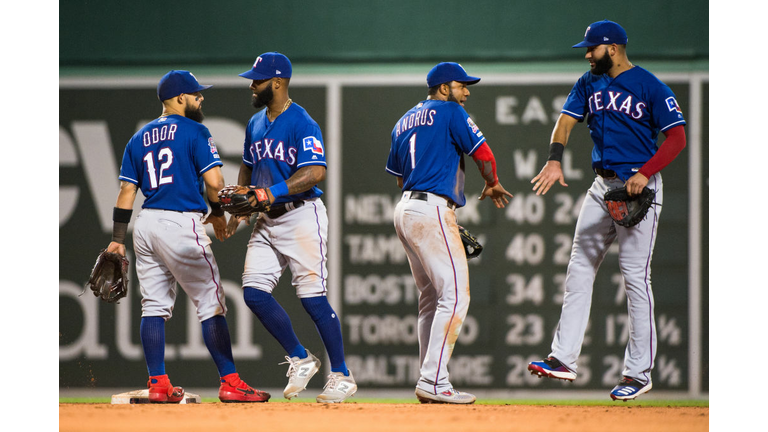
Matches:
[386,62,513,404]
[527,20,687,401]
[226,52,356,403]
[105,70,270,403]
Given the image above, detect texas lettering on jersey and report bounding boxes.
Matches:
[249,139,298,165]
[587,90,648,119]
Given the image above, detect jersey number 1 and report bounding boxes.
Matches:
[409,133,417,169]
[143,148,174,189]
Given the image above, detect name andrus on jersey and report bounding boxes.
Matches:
[394,108,436,137]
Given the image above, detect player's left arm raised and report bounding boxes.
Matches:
[626,125,687,196]
[472,142,513,208]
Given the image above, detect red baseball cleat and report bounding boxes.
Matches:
[147,374,185,403]
[219,373,271,403]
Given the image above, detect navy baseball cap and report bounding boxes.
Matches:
[239,52,293,80]
[157,70,212,101]
[572,20,628,48]
[426,62,480,88]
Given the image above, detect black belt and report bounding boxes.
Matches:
[595,168,617,178]
[265,200,304,218]
[410,191,458,210]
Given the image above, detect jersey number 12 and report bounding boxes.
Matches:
[143,148,174,189]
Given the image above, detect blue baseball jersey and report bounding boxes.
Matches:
[119,114,222,213]
[561,66,686,181]
[386,100,486,207]
[243,103,326,204]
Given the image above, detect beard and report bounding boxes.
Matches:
[446,90,460,104]
[252,82,274,109]
[185,104,205,123]
[590,51,613,75]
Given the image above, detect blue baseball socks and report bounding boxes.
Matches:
[301,296,349,376]
[243,287,307,359]
[140,316,166,377]
[201,314,237,377]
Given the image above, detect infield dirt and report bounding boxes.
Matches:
[59,402,708,432]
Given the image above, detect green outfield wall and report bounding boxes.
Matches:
[59,70,708,396]
[60,0,708,66]
[59,0,708,397]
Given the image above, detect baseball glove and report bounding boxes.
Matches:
[218,185,271,217]
[603,186,658,228]
[458,226,483,259]
[86,249,129,303]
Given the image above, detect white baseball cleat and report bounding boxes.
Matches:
[280,350,321,399]
[415,387,476,404]
[316,371,358,403]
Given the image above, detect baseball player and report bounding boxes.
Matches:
[105,70,270,403]
[386,62,513,404]
[527,20,687,400]
[226,52,357,403]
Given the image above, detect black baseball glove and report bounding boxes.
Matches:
[218,185,271,217]
[87,249,129,303]
[458,226,483,260]
[603,186,658,228]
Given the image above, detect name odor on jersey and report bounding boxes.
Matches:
[142,123,178,147]
[141,121,221,158]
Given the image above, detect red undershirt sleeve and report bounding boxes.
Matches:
[471,142,499,187]
[638,126,687,179]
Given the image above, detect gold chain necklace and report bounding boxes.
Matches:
[268,98,292,121]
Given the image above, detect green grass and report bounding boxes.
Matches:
[60,397,708,407]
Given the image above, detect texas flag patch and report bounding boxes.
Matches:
[303,136,324,156]
[665,96,683,113]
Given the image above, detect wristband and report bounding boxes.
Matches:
[268,181,289,199]
[209,200,225,217]
[112,207,133,244]
[113,207,133,224]
[548,142,565,162]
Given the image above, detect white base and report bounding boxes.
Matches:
[110,389,201,404]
